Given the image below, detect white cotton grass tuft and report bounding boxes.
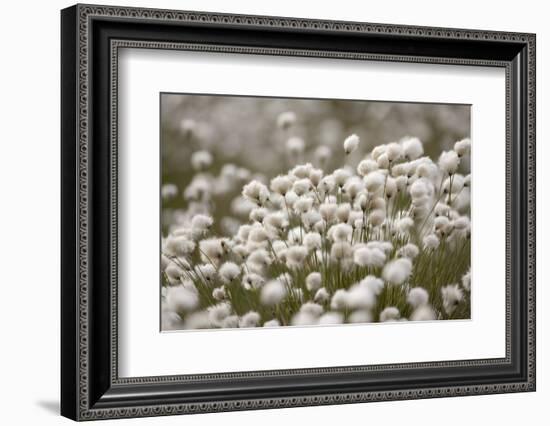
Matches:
[330,223,353,242]
[260,280,287,306]
[314,145,332,164]
[277,111,296,130]
[452,216,470,231]
[441,284,464,315]
[314,287,330,304]
[384,177,398,198]
[300,302,325,317]
[292,178,312,196]
[218,262,241,284]
[164,263,183,285]
[191,214,213,231]
[291,312,318,326]
[263,319,281,327]
[222,315,239,329]
[330,241,353,262]
[347,283,376,310]
[330,289,350,310]
[302,210,322,230]
[357,159,378,176]
[336,203,352,223]
[286,246,308,269]
[184,311,211,330]
[212,286,227,301]
[305,272,322,291]
[343,134,360,155]
[161,254,171,270]
[407,287,429,308]
[382,258,413,285]
[395,217,414,234]
[353,246,386,268]
[409,179,430,200]
[319,203,338,222]
[380,307,400,322]
[368,209,386,227]
[248,225,271,243]
[371,198,387,213]
[293,196,313,214]
[161,183,178,200]
[376,153,390,169]
[434,216,452,234]
[242,180,270,206]
[371,144,387,160]
[353,209,369,229]
[165,286,199,313]
[364,171,386,193]
[318,312,344,325]
[199,239,224,264]
[287,227,302,245]
[438,150,460,175]
[270,175,293,196]
[397,243,419,260]
[303,232,322,251]
[402,137,424,160]
[207,302,232,327]
[434,202,451,217]
[285,191,299,208]
[239,311,261,328]
[249,207,269,223]
[180,118,196,136]
[461,269,471,291]
[196,264,217,285]
[410,305,437,321]
[348,310,373,324]
[343,177,365,200]
[391,163,408,177]
[231,197,256,218]
[360,276,385,295]
[161,311,183,330]
[309,167,324,185]
[247,248,272,267]
[241,273,265,290]
[395,175,408,192]
[318,177,335,196]
[165,235,196,257]
[333,168,352,188]
[386,142,404,162]
[264,211,288,232]
[443,174,464,194]
[191,150,213,171]
[454,138,471,157]
[423,234,440,250]
[286,137,305,156]
[290,163,313,179]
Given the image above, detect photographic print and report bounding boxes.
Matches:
[160,94,472,331]
[61,7,535,418]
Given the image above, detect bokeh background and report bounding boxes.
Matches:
[161,94,470,235]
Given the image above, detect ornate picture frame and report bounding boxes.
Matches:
[61,4,535,421]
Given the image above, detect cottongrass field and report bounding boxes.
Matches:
[161,110,471,331]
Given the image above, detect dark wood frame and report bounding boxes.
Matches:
[61,4,536,421]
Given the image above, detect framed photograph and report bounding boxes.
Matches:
[61,4,536,421]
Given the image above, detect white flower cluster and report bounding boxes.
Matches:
[161,116,472,330]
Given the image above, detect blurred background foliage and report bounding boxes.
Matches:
[161,94,470,235]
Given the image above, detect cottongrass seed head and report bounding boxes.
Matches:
[343,134,360,155]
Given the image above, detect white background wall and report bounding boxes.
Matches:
[0,0,546,424]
